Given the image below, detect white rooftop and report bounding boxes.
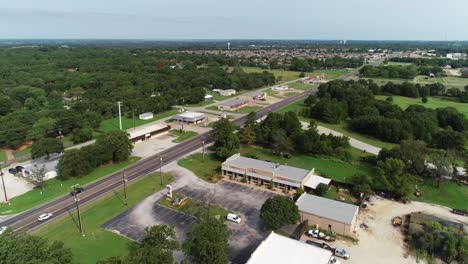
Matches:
[246,232,332,264]
[174,111,206,119]
[128,124,167,139]
[304,175,331,189]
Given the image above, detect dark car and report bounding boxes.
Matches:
[8,168,17,175]
[70,187,84,196]
[15,166,24,172]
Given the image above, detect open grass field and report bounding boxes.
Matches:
[375,95,468,118]
[240,146,376,183]
[363,75,468,91]
[0,157,141,215]
[287,82,318,90]
[37,172,173,264]
[98,109,178,133]
[312,69,355,80]
[386,62,414,66]
[178,153,222,181]
[438,76,468,90]
[0,150,6,163]
[276,98,307,114]
[168,129,198,143]
[411,178,468,210]
[13,147,31,158]
[233,105,262,114]
[241,66,301,81]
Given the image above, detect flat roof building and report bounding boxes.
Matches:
[128,124,171,144]
[212,89,236,96]
[138,112,153,120]
[246,232,332,264]
[296,193,359,237]
[217,98,249,111]
[171,111,207,124]
[221,153,315,191]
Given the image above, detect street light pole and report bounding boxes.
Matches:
[159,155,163,186]
[0,167,7,202]
[201,139,205,162]
[74,194,83,235]
[122,171,128,206]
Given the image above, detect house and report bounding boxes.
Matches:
[246,232,333,264]
[296,193,359,237]
[217,98,249,111]
[212,89,236,96]
[221,154,315,192]
[171,111,207,124]
[138,112,154,120]
[127,124,171,144]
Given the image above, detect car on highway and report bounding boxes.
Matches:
[226,213,241,223]
[37,213,53,221]
[334,247,350,260]
[0,226,7,235]
[70,187,84,196]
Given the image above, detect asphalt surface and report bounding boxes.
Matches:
[0,89,313,233]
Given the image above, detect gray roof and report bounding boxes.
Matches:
[223,154,311,182]
[219,98,248,107]
[296,193,358,224]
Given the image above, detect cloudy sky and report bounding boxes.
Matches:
[0,0,466,40]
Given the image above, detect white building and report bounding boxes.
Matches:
[128,124,171,144]
[138,112,154,120]
[246,232,333,264]
[171,111,207,124]
[271,85,289,91]
[212,89,236,96]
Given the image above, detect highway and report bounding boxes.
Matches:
[0,88,314,233]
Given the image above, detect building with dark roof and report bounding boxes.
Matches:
[296,193,359,237]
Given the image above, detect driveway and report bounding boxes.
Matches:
[103,162,274,264]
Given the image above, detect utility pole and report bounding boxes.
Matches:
[159,155,163,186]
[118,101,123,130]
[74,193,83,235]
[201,139,205,162]
[132,110,135,130]
[0,165,7,202]
[122,171,128,206]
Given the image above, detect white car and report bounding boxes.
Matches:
[334,247,350,260]
[226,213,241,223]
[0,226,7,235]
[329,257,341,264]
[38,213,53,221]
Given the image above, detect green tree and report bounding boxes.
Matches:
[128,225,179,264]
[0,233,73,264]
[71,127,94,144]
[31,138,64,160]
[427,149,453,188]
[183,219,229,264]
[399,140,427,175]
[350,173,373,196]
[30,165,47,190]
[375,158,414,197]
[421,96,428,103]
[260,195,300,230]
[211,118,239,159]
[27,117,56,141]
[95,130,133,163]
[316,183,329,196]
[57,149,93,179]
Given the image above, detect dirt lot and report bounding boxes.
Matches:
[331,197,468,264]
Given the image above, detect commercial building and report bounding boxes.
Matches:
[271,85,289,91]
[138,112,153,120]
[212,89,236,96]
[246,232,332,264]
[221,154,315,191]
[296,193,359,237]
[171,111,207,124]
[217,98,249,111]
[127,124,171,144]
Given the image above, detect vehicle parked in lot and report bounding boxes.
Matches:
[0,226,7,235]
[227,213,241,223]
[37,213,53,221]
[8,168,17,174]
[15,166,24,172]
[306,229,336,242]
[329,256,341,264]
[334,247,350,260]
[70,187,85,196]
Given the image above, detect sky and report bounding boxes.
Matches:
[0,0,467,40]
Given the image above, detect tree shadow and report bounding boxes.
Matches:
[65,207,80,232]
[112,189,125,205]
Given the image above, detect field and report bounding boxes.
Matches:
[411,178,468,210]
[0,157,140,215]
[98,109,178,133]
[375,95,468,118]
[13,147,31,158]
[178,153,222,181]
[168,129,198,143]
[37,173,173,264]
[0,150,6,163]
[312,69,355,80]
[241,66,301,81]
[287,82,318,90]
[233,105,262,114]
[363,75,468,91]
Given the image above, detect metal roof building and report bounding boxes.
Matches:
[171,111,207,124]
[246,232,332,264]
[217,98,249,111]
[296,193,359,236]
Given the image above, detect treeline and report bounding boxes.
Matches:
[377,81,468,103]
[411,228,467,263]
[57,131,133,179]
[389,57,468,69]
[359,65,443,79]
[0,47,274,148]
[289,57,363,72]
[304,80,467,150]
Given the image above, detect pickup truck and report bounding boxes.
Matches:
[306,229,336,242]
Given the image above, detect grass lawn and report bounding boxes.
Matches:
[168,129,198,143]
[387,62,414,66]
[0,150,6,163]
[375,95,468,119]
[323,185,360,205]
[240,145,376,183]
[98,109,178,133]
[411,178,468,210]
[0,157,141,215]
[287,82,318,90]
[13,147,31,158]
[159,196,228,221]
[275,98,307,114]
[36,172,173,264]
[241,66,301,81]
[436,76,468,90]
[312,69,355,80]
[233,105,262,114]
[178,153,222,181]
